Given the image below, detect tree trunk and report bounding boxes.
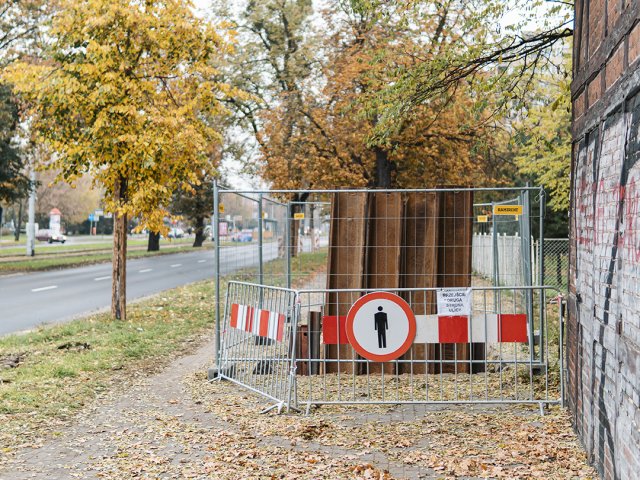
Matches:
[111,178,127,320]
[14,201,23,241]
[193,216,205,247]
[147,231,160,251]
[374,146,393,188]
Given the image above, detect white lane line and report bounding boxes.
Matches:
[94,276,110,281]
[170,264,182,268]
[32,285,58,293]
[139,268,153,273]
[197,259,206,263]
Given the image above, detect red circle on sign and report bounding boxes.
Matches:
[345,292,416,362]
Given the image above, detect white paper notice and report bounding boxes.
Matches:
[436,288,471,316]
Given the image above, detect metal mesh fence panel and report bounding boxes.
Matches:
[295,286,563,412]
[212,187,564,412]
[218,281,299,412]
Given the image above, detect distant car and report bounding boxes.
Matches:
[36,229,67,244]
[167,228,184,239]
[231,230,253,242]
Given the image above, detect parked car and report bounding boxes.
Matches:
[231,230,253,242]
[36,229,67,243]
[167,228,184,239]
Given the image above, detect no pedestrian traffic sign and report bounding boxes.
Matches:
[345,292,416,362]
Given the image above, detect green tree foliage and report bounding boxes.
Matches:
[0,84,28,204]
[171,174,215,248]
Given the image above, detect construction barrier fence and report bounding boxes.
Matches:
[212,186,565,413]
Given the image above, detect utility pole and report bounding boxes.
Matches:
[26,168,36,257]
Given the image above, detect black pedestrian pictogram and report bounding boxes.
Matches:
[374,306,388,348]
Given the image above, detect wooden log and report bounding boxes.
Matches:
[366,192,403,374]
[400,192,440,374]
[324,192,368,374]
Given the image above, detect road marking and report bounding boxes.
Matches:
[32,285,58,293]
[94,276,110,281]
[139,268,153,273]
[170,264,182,268]
[197,259,207,263]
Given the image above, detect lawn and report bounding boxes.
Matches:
[0,250,328,454]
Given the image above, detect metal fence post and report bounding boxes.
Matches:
[258,194,264,286]
[521,189,535,363]
[213,180,221,368]
[538,189,546,362]
[559,296,565,408]
[286,202,292,289]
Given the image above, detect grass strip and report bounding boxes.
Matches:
[0,237,198,257]
[0,244,212,274]
[0,250,327,456]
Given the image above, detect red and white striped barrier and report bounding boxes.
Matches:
[414,313,528,343]
[230,303,285,341]
[322,313,528,345]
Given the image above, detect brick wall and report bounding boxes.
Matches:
[569,2,640,479]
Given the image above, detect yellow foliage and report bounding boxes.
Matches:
[3,0,242,232]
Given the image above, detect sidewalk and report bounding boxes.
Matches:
[1,334,596,480]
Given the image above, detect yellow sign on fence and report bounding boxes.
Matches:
[493,205,523,216]
[477,215,489,223]
[293,212,305,220]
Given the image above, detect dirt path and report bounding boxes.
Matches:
[0,331,595,480]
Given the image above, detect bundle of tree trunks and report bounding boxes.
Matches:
[324,190,484,374]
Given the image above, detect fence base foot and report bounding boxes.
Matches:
[261,402,285,415]
[539,402,547,416]
[207,364,236,382]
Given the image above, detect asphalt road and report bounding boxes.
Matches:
[0,242,279,336]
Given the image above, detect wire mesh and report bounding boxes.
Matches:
[218,281,299,411]
[295,286,562,409]
[213,186,562,411]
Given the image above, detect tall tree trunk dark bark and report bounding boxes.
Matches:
[193,216,205,247]
[14,201,22,241]
[111,178,127,320]
[374,146,393,188]
[147,231,160,251]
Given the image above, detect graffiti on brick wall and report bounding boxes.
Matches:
[574,137,640,265]
[570,95,640,480]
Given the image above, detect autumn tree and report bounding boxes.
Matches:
[214,0,318,252]
[0,0,51,62]
[0,0,52,232]
[4,0,237,319]
[514,53,571,213]
[347,0,573,143]
[259,1,500,190]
